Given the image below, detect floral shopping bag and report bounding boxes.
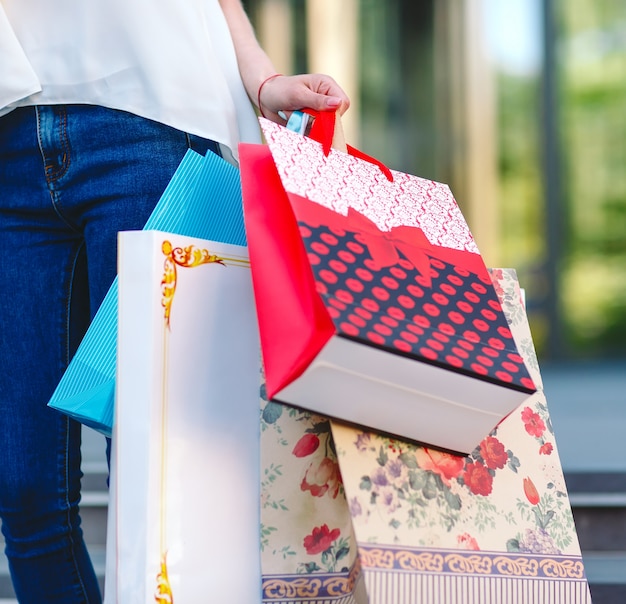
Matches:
[330,269,593,604]
[260,394,368,603]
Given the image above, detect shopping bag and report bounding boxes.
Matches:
[48,149,246,436]
[329,269,592,603]
[104,230,261,603]
[259,396,368,603]
[240,113,536,454]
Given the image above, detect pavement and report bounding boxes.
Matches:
[540,360,626,473]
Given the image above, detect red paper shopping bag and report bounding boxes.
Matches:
[240,112,536,454]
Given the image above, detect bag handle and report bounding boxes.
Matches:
[305,108,347,153]
[295,109,394,182]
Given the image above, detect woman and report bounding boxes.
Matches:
[0,1,349,601]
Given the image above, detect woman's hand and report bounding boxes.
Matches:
[218,0,350,125]
[257,73,350,123]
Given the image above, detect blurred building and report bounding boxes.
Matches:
[245,0,626,363]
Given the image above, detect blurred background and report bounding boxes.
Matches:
[245,0,626,363]
[5,2,625,603]
[244,0,626,600]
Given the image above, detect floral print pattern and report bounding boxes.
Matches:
[260,268,587,602]
[331,269,581,557]
[260,393,360,581]
[522,400,556,456]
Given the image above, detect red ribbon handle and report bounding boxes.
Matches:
[302,109,394,182]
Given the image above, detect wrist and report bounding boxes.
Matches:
[257,73,283,118]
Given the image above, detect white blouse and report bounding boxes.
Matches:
[0,0,260,157]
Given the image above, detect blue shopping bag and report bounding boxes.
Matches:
[48,149,247,436]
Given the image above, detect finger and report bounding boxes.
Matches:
[260,75,350,121]
[306,93,344,113]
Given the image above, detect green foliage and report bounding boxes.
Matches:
[494,0,626,358]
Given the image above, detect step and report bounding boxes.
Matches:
[564,471,626,603]
[587,586,626,604]
[565,472,626,552]
[565,472,626,495]
[571,503,626,551]
[583,552,626,584]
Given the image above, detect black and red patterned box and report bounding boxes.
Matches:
[240,118,536,454]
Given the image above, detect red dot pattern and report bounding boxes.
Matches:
[300,223,534,392]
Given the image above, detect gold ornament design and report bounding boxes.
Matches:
[156,240,227,602]
[540,558,585,579]
[161,240,225,327]
[263,558,362,599]
[359,547,395,569]
[154,554,174,603]
[397,551,445,573]
[493,555,540,577]
[264,578,323,598]
[359,545,588,581]
[446,553,493,575]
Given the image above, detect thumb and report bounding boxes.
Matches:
[305,92,344,113]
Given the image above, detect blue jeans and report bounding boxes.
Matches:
[0,104,219,603]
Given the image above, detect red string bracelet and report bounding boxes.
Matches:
[257,73,283,118]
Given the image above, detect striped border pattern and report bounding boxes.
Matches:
[262,558,363,602]
[359,544,592,603]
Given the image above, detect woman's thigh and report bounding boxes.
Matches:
[38,104,221,314]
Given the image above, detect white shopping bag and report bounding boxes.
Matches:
[104,230,261,603]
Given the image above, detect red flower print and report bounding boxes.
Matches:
[524,477,540,505]
[292,433,320,458]
[539,442,554,456]
[303,524,341,555]
[490,269,505,301]
[463,461,493,496]
[521,406,546,438]
[301,457,342,498]
[479,436,508,470]
[489,268,504,283]
[457,532,480,551]
[415,447,465,486]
